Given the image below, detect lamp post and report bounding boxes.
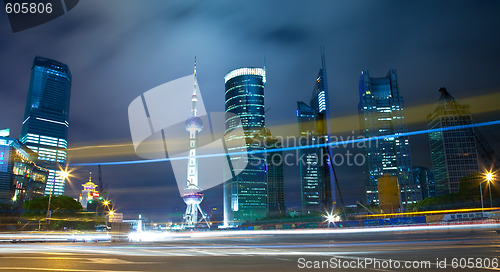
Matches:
[479,180,484,219]
[46,170,69,226]
[486,172,494,208]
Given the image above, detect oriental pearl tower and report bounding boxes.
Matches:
[182,57,210,228]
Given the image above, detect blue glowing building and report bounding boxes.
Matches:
[223,67,267,225]
[358,69,421,209]
[0,135,48,207]
[296,50,334,214]
[413,166,436,199]
[265,135,286,217]
[20,56,71,196]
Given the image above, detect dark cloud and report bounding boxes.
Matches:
[260,26,308,45]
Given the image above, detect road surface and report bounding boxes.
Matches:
[0,228,499,271]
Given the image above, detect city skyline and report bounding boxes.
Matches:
[0,1,499,219]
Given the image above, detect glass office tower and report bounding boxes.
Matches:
[413,166,435,199]
[358,69,421,209]
[427,88,479,195]
[296,51,333,214]
[266,135,286,217]
[20,56,71,196]
[224,67,267,225]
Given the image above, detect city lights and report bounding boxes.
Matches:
[486,172,494,182]
[324,212,340,225]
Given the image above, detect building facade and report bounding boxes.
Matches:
[265,135,286,217]
[413,166,435,199]
[223,67,267,225]
[20,56,72,196]
[0,136,48,207]
[427,88,479,195]
[358,69,421,208]
[296,51,334,214]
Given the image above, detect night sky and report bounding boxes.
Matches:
[1,1,499,221]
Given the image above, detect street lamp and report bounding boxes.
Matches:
[485,172,495,208]
[324,211,340,227]
[479,179,485,219]
[106,210,115,226]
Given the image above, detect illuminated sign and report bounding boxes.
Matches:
[0,152,4,165]
[0,129,10,137]
[92,192,100,197]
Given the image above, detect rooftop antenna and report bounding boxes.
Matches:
[320,45,326,69]
[98,164,103,194]
[264,51,267,71]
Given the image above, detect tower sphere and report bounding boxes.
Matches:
[185,116,203,131]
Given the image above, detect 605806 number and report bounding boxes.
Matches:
[5,2,53,14]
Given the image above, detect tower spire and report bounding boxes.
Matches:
[320,45,326,69]
[98,164,103,194]
[191,56,198,117]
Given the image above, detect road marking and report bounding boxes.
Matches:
[87,258,135,264]
[0,256,83,260]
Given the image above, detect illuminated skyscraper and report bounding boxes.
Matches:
[224,67,267,225]
[0,135,48,206]
[265,135,285,217]
[358,69,421,209]
[296,50,333,214]
[427,88,479,195]
[413,166,435,199]
[20,56,71,196]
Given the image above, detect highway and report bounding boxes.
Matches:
[0,227,499,271]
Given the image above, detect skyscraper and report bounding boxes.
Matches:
[358,69,421,209]
[296,50,333,214]
[224,67,267,225]
[20,56,71,196]
[265,134,286,217]
[413,166,435,199]
[427,88,479,195]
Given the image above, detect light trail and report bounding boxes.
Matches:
[65,91,500,161]
[363,207,500,217]
[0,232,111,243]
[127,222,500,242]
[70,119,500,167]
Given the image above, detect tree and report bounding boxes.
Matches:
[23,195,82,217]
[22,196,105,230]
[408,172,486,211]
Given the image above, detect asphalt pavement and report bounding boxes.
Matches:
[0,228,499,271]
